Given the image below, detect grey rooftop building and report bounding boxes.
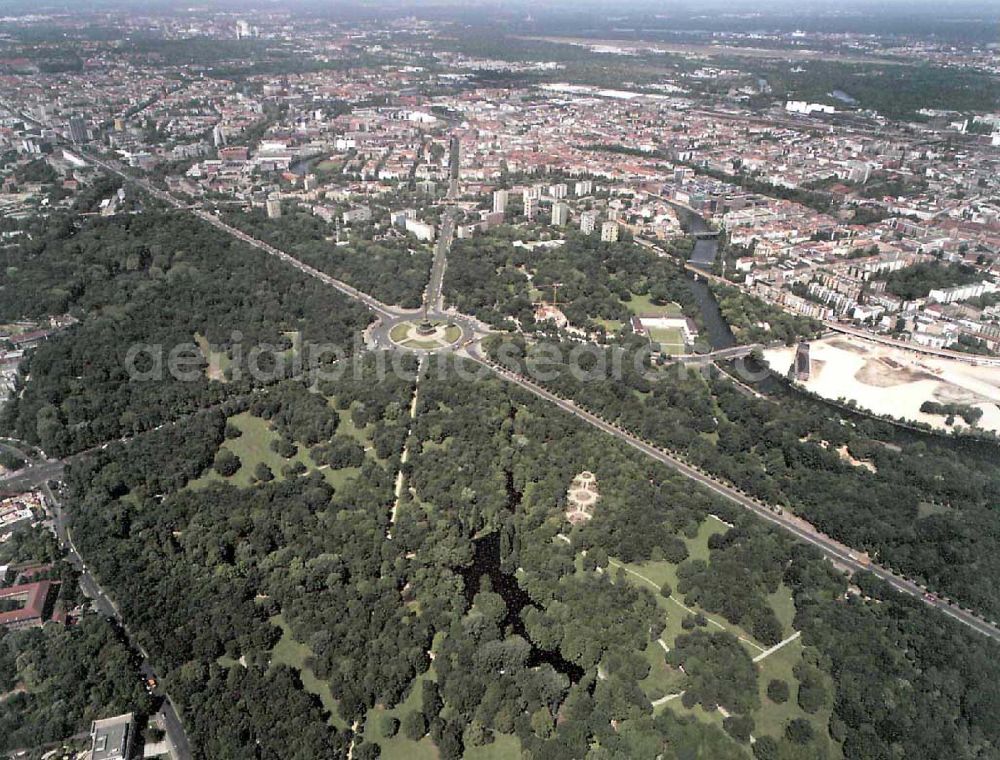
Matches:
[89,712,135,760]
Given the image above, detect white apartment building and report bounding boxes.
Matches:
[552,202,569,226]
[493,189,509,214]
[524,196,538,221]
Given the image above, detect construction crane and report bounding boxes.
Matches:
[534,281,566,307]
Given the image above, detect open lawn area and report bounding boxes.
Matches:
[638,637,687,701]
[359,630,522,760]
[216,614,349,729]
[624,294,683,318]
[600,518,836,753]
[361,630,439,760]
[767,583,797,638]
[648,326,686,355]
[607,516,797,690]
[749,636,841,757]
[361,669,440,760]
[464,734,522,759]
[269,614,349,730]
[193,332,230,382]
[594,318,624,334]
[615,515,729,595]
[187,411,361,490]
[688,516,728,562]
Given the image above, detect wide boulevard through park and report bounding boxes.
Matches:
[13,135,997,742]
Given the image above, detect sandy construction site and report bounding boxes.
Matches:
[764,337,1000,433]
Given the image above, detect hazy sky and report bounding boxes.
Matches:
[2,0,998,30]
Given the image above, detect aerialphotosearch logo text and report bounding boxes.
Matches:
[123,331,772,389]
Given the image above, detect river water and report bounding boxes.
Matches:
[665,202,736,350]
[668,201,718,270]
[459,532,585,683]
[689,276,736,350]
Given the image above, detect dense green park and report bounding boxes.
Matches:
[21,351,993,759]
[1,164,998,760]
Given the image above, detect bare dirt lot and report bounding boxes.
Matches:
[765,337,1000,433]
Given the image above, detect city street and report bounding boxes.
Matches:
[44,484,193,760]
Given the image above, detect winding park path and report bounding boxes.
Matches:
[605,557,767,655]
[558,533,800,710]
[648,630,803,710]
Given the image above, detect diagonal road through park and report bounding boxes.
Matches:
[57,145,1000,651]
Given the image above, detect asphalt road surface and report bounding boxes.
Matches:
[423,210,456,314]
[46,485,194,760]
[466,348,1000,643]
[0,460,64,494]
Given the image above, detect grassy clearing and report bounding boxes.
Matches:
[611,517,830,752]
[688,516,728,562]
[463,734,522,759]
[624,294,683,317]
[766,583,797,637]
[268,614,348,730]
[612,516,780,659]
[188,411,359,490]
[333,402,378,450]
[654,639,835,752]
[611,516,727,593]
[362,669,438,760]
[358,631,524,759]
[421,435,453,453]
[594,318,624,333]
[669,699,727,729]
[751,637,804,738]
[638,636,686,701]
[611,561,766,661]
[323,465,362,490]
[193,332,230,382]
[750,637,841,756]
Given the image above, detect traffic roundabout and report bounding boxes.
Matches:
[378,315,468,353]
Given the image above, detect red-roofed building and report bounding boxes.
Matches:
[0,580,55,630]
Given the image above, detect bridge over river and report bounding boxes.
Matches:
[677,344,762,363]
